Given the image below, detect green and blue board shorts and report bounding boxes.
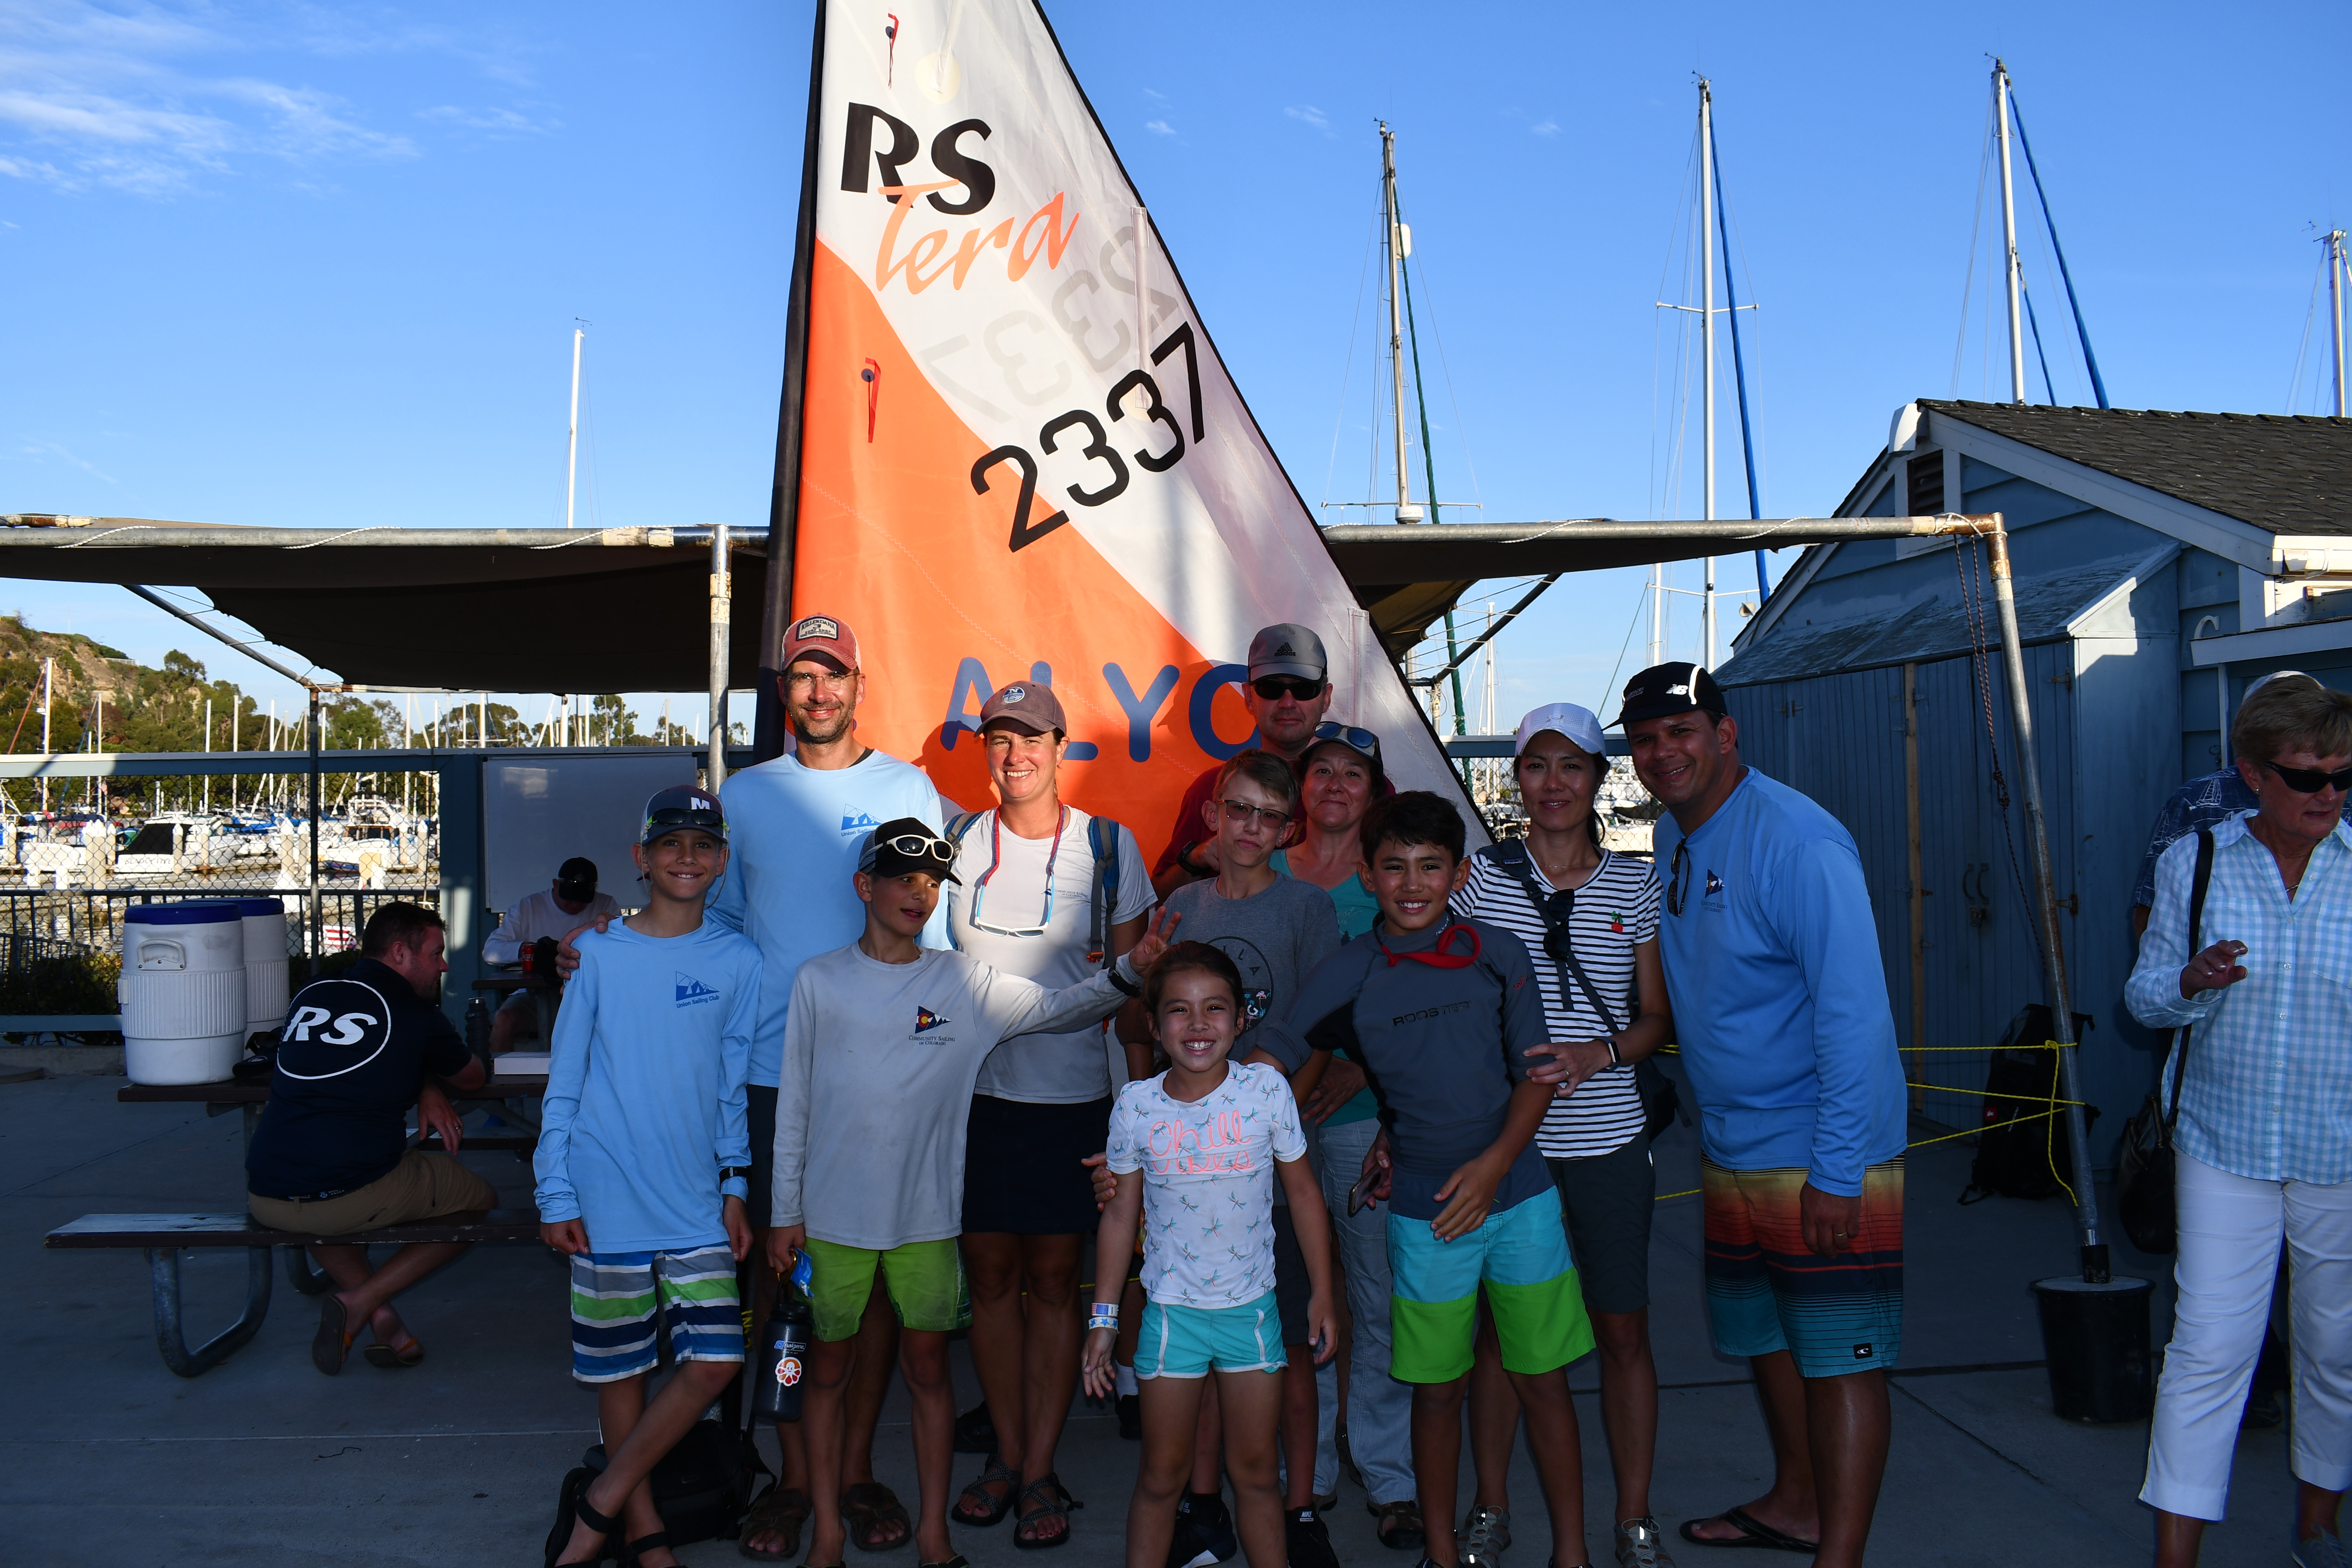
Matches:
[569,1244,743,1384]
[1387,1184,1592,1382]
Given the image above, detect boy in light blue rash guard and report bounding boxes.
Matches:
[1620,661,1903,1568]
[537,785,761,1568]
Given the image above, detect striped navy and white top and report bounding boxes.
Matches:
[1451,849,1663,1160]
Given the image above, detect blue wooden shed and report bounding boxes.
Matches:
[1718,400,2352,1161]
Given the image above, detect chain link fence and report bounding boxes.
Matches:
[0,771,441,1020]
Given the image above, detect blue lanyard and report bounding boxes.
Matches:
[970,806,1067,936]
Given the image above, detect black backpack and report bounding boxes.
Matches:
[572,1418,751,1547]
[1475,839,1682,1143]
[1958,1003,2100,1204]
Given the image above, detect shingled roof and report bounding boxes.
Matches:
[1919,401,2352,535]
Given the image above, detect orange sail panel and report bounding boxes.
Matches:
[785,0,1472,843]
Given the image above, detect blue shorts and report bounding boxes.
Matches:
[1137,1292,1288,1379]
[1387,1186,1592,1382]
[569,1244,743,1383]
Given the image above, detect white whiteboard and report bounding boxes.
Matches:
[483,754,699,921]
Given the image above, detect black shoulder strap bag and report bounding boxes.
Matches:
[1477,841,1681,1142]
[2116,827,2216,1255]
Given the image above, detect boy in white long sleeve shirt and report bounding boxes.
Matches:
[768,817,1177,1568]
[537,787,761,1568]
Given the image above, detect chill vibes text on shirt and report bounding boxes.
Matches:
[1141,1107,1264,1176]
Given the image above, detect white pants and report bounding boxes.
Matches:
[2140,1154,2352,1520]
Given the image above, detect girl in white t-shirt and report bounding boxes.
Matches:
[1083,943,1335,1568]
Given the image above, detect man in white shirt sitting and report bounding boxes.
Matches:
[486,857,621,1053]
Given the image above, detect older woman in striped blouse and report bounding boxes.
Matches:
[2127,677,2352,1568]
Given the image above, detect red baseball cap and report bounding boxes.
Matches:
[781,613,860,675]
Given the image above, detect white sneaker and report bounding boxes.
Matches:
[1461,1505,1511,1568]
[1614,1516,1677,1568]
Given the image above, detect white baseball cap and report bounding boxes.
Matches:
[1513,702,1607,760]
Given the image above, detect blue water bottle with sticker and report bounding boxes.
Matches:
[753,1252,814,1421]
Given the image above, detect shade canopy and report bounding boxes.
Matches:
[0,514,1964,688]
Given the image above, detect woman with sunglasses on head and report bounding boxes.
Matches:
[941,682,1157,1549]
[2126,678,2352,1568]
[1274,722,1428,1552]
[1448,704,1675,1568]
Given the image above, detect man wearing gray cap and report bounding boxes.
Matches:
[1152,623,1337,901]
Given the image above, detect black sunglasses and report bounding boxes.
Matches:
[1252,676,1327,702]
[645,808,724,835]
[2261,759,2352,795]
[1667,841,1691,917]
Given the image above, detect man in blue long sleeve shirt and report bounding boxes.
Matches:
[1620,662,1904,1568]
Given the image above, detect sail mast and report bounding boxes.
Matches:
[1699,79,1718,669]
[2332,228,2348,418]
[565,326,583,528]
[1380,123,1421,525]
[1995,60,2027,404]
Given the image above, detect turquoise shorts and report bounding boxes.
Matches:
[1387,1186,1592,1383]
[1136,1292,1288,1379]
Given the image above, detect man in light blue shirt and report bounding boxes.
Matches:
[1622,662,1904,1568]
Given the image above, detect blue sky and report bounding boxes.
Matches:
[2,0,2345,734]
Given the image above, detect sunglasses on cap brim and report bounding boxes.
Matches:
[873,833,955,862]
[645,808,725,838]
[1312,722,1378,752]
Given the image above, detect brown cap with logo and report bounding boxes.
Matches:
[781,613,860,675]
[978,681,1067,737]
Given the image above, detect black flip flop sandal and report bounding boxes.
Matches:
[1677,1507,1819,1554]
[621,1530,672,1567]
[311,1295,352,1376]
[739,1482,813,1561]
[362,1336,424,1369]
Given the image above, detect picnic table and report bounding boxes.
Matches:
[472,967,560,1050]
[99,1068,555,1375]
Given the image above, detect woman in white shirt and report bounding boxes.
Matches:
[2125,679,2352,1568]
[942,681,1155,1549]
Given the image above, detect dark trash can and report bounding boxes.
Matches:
[2032,1273,2155,1423]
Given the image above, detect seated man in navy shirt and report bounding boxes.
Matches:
[246,901,493,1375]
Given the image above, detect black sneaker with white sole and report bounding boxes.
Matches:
[1287,1508,1342,1568]
[1187,1492,1239,1564]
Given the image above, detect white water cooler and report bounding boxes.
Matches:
[229,897,291,1038]
[120,904,249,1085]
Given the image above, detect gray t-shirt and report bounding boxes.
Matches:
[1163,874,1340,1204]
[771,943,1138,1249]
[945,806,1155,1104]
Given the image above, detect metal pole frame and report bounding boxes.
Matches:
[1978,516,2106,1281]
[709,523,731,789]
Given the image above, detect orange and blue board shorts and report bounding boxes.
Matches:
[1702,1158,1904,1377]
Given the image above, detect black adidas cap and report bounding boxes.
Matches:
[1247,623,1327,682]
[1614,661,1727,728]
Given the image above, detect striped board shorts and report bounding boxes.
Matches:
[569,1245,743,1383]
[1702,1158,1904,1378]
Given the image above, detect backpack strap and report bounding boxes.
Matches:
[1476,842,1622,1036]
[1087,815,1124,970]
[2162,828,2218,1132]
[946,810,986,847]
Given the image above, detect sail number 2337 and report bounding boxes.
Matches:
[971,321,1205,554]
